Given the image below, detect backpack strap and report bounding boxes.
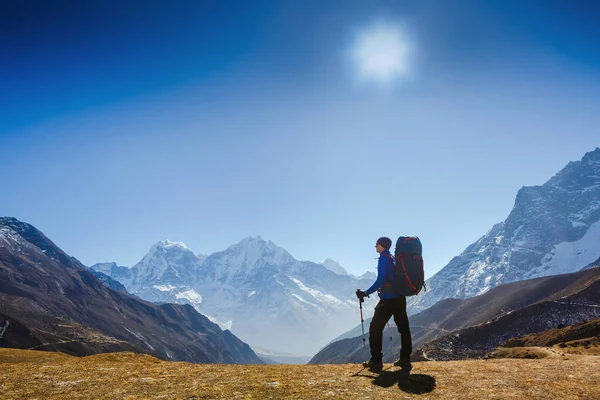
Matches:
[397,254,418,293]
[380,253,395,288]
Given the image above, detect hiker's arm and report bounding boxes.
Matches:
[365,258,386,296]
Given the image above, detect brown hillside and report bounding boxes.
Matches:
[488,318,600,360]
[1,348,600,399]
[502,318,600,348]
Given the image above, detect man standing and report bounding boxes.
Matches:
[356,237,413,371]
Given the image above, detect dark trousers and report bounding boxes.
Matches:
[369,297,412,361]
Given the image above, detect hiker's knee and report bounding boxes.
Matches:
[394,316,409,331]
[369,320,386,334]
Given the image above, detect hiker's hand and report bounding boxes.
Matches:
[356,289,368,302]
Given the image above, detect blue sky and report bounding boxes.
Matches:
[2,0,599,278]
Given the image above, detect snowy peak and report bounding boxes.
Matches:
[150,240,194,253]
[221,236,293,267]
[92,262,120,274]
[505,148,600,250]
[582,146,600,164]
[407,147,600,314]
[545,147,600,191]
[90,262,133,287]
[145,240,198,261]
[359,271,377,280]
[321,258,349,276]
[131,240,200,289]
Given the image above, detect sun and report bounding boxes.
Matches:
[351,22,412,86]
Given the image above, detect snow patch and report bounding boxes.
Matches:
[175,289,203,305]
[161,240,191,251]
[534,219,600,277]
[571,201,600,220]
[0,226,37,253]
[290,293,313,305]
[290,278,344,307]
[153,284,177,292]
[122,326,155,351]
[570,220,588,228]
[289,293,324,312]
[55,281,65,296]
[205,315,233,331]
[248,291,256,297]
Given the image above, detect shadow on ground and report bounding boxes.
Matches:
[353,369,436,394]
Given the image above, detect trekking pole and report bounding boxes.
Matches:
[350,297,369,377]
[359,298,366,353]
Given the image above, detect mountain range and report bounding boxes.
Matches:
[5,147,599,364]
[90,148,600,358]
[92,237,377,356]
[0,217,261,364]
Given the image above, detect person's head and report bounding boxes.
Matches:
[375,237,392,253]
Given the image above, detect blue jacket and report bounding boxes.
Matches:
[365,250,400,299]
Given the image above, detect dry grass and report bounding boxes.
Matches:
[489,343,600,360]
[1,348,599,399]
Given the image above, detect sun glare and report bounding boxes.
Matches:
[351,22,411,86]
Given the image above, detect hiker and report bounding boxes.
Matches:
[356,236,413,370]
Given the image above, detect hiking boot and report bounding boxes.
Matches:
[393,358,412,370]
[362,359,383,370]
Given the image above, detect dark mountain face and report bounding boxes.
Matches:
[310,267,600,364]
[0,217,261,364]
[499,318,600,348]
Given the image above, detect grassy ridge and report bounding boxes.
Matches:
[1,349,599,399]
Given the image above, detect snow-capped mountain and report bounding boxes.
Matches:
[408,147,600,314]
[91,236,376,355]
[321,258,349,276]
[92,241,207,320]
[92,262,132,287]
[359,271,377,280]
